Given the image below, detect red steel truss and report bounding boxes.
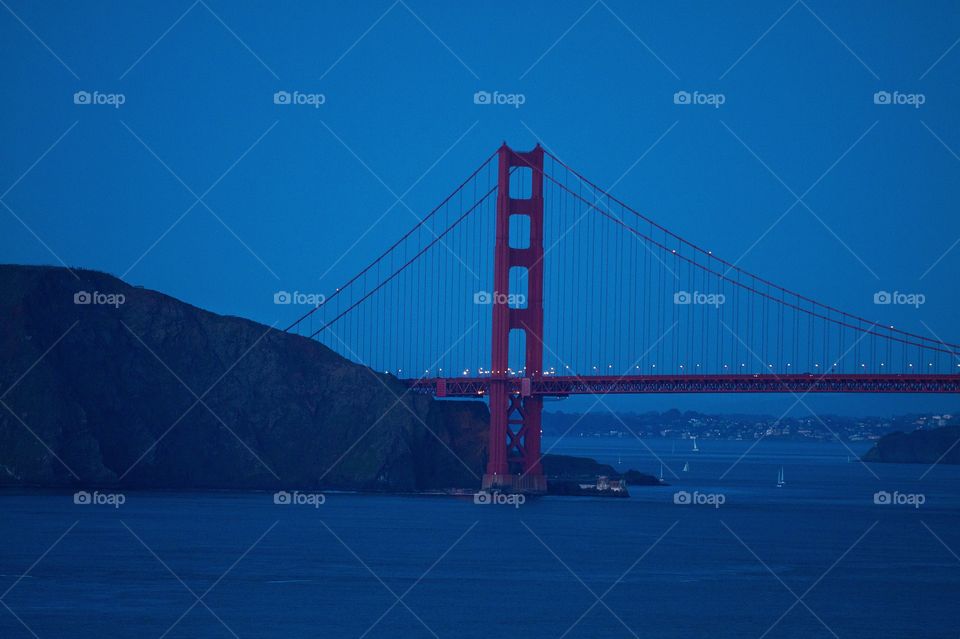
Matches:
[409,373,960,396]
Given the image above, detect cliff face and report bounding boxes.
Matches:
[0,265,487,490]
[862,426,960,465]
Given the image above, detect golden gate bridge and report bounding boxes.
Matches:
[286,144,960,492]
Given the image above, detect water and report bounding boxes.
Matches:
[2,439,959,638]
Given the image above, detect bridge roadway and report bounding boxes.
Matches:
[404,373,960,397]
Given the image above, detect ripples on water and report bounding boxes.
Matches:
[2,439,958,638]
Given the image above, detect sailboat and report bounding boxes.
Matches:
[777,466,785,487]
[692,437,700,453]
[682,461,690,472]
[658,463,664,482]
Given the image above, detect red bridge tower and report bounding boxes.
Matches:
[482,143,547,494]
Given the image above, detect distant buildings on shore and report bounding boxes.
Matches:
[543,411,958,442]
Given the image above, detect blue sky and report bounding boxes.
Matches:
[1,1,959,415]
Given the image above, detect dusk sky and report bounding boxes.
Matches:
[2,1,959,415]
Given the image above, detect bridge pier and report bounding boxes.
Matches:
[483,143,547,494]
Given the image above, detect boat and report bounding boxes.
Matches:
[692,437,700,453]
[777,466,785,487]
[658,463,664,482]
[682,461,690,472]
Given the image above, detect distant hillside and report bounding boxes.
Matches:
[0,265,488,491]
[862,426,960,465]
[545,408,959,442]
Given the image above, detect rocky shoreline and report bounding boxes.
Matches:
[862,426,960,465]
